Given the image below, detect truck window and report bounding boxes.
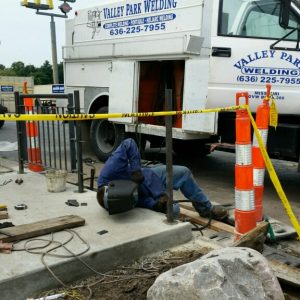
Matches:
[219,0,298,40]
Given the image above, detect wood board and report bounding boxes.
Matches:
[179,206,235,234]
[0,215,85,243]
[0,211,8,220]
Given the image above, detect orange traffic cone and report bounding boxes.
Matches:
[235,92,256,240]
[253,84,271,221]
[23,82,44,172]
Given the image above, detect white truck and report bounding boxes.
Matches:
[63,0,300,167]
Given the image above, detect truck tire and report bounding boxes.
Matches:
[90,106,125,161]
[0,121,4,129]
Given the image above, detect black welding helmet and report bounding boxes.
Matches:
[103,180,138,215]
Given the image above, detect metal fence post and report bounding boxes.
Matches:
[14,92,26,174]
[74,90,84,193]
[67,93,77,172]
[165,89,175,224]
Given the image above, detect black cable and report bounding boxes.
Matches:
[190,214,212,236]
[173,199,202,204]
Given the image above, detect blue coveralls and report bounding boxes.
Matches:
[97,138,212,215]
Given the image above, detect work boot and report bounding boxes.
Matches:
[201,205,228,221]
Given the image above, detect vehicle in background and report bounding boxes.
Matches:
[63,0,300,170]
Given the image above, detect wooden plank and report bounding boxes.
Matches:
[268,258,300,287]
[233,221,269,252]
[0,215,85,243]
[0,211,8,220]
[179,207,235,234]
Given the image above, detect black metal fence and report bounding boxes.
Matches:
[14,91,84,192]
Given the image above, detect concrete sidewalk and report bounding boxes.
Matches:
[0,163,192,300]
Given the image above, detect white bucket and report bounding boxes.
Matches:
[46,170,68,193]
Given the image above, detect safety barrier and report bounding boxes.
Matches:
[14,91,78,177]
[234,92,256,239]
[23,82,44,172]
[253,84,271,222]
[1,90,300,239]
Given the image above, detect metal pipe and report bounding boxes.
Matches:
[90,168,95,190]
[62,106,68,170]
[165,89,174,224]
[50,16,59,84]
[20,94,68,99]
[74,91,84,193]
[14,92,24,174]
[67,93,77,171]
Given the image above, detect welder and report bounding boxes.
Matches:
[96,138,228,220]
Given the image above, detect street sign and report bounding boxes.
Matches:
[1,86,14,93]
[52,84,65,94]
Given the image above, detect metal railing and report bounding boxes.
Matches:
[14,91,84,192]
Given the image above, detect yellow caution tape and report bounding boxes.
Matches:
[269,96,278,129]
[2,102,298,237]
[0,105,243,121]
[246,106,300,239]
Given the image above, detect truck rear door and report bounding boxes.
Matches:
[109,61,138,123]
[208,0,300,115]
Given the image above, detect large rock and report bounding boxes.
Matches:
[147,247,284,300]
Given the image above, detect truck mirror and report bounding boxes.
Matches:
[280,0,292,29]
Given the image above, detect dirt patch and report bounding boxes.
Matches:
[35,250,202,300]
[33,248,300,300]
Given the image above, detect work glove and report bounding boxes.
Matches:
[153,194,169,214]
[131,170,144,184]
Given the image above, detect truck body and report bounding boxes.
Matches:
[63,0,300,166]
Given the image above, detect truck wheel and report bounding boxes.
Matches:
[90,106,125,161]
[0,121,4,129]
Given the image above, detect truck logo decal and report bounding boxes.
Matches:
[234,50,300,87]
[103,13,176,29]
[86,0,178,39]
[87,8,103,39]
[241,67,300,77]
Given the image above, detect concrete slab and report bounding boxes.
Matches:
[0,169,192,300]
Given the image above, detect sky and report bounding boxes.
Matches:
[0,0,106,68]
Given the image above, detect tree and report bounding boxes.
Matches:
[39,60,53,83]
[25,64,36,76]
[33,71,50,85]
[0,60,64,85]
[11,61,26,76]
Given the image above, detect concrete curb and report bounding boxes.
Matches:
[1,223,192,300]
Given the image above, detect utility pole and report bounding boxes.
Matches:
[21,0,75,84]
[50,15,59,84]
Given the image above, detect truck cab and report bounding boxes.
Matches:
[63,0,300,166]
